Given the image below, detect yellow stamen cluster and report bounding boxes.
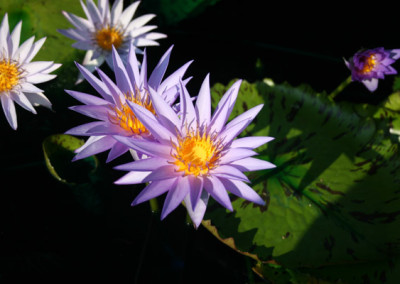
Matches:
[109,89,155,135]
[0,59,20,93]
[361,54,377,74]
[172,129,223,177]
[95,26,124,51]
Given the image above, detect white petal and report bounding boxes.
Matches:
[132,37,160,47]
[23,37,46,64]
[27,73,57,84]
[10,21,22,57]
[25,92,52,109]
[362,78,379,92]
[0,14,10,57]
[97,0,107,15]
[1,94,17,130]
[141,32,167,41]
[23,61,54,74]
[119,1,140,28]
[129,25,157,39]
[10,91,36,113]
[61,11,93,31]
[41,63,61,74]
[126,14,156,30]
[111,0,123,26]
[86,0,103,26]
[58,28,89,42]
[20,82,43,93]
[14,36,35,63]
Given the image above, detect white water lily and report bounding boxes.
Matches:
[0,14,61,130]
[58,0,166,83]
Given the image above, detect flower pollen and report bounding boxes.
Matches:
[0,60,20,93]
[109,89,154,135]
[360,53,377,74]
[173,129,222,177]
[95,26,124,51]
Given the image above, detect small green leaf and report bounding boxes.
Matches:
[42,134,98,185]
[382,91,400,112]
[393,76,400,92]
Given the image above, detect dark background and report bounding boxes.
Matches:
[0,0,399,283]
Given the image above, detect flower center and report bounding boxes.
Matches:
[172,130,222,177]
[95,26,124,51]
[109,89,155,135]
[360,54,377,74]
[0,60,20,92]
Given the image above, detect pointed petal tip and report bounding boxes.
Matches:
[71,155,80,162]
[192,220,202,230]
[113,179,125,185]
[226,203,234,212]
[112,164,125,171]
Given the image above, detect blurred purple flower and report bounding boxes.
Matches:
[0,14,61,130]
[113,75,275,228]
[345,47,400,92]
[65,44,192,162]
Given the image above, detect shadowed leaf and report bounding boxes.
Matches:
[42,134,98,185]
[203,79,400,283]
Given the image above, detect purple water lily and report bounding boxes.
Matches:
[65,44,192,162]
[345,47,400,92]
[0,14,60,130]
[113,75,275,228]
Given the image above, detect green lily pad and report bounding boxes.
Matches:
[42,134,98,185]
[203,79,400,282]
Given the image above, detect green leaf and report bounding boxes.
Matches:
[393,76,400,92]
[203,79,400,282]
[42,134,98,185]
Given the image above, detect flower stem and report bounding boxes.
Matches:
[149,198,159,214]
[185,212,193,227]
[328,76,352,99]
